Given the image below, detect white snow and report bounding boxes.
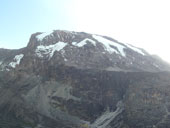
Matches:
[72,38,96,47]
[35,42,68,59]
[91,101,124,128]
[72,42,77,45]
[0,61,2,65]
[93,35,126,57]
[36,30,54,41]
[9,54,24,68]
[126,43,145,55]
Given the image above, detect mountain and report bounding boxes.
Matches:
[0,30,170,128]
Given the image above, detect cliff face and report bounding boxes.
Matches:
[0,30,170,128]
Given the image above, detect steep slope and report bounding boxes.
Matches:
[0,30,170,128]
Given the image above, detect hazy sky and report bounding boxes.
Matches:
[0,0,170,62]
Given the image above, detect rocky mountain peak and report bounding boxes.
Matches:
[25,30,170,72]
[1,30,170,72]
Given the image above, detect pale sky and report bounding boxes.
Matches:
[0,0,170,62]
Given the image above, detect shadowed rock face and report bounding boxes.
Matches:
[0,30,170,128]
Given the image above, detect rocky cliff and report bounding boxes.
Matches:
[0,30,170,128]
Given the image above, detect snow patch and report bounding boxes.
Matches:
[9,54,24,68]
[35,42,68,59]
[93,35,126,57]
[36,30,54,41]
[126,43,145,55]
[72,42,77,45]
[72,38,96,47]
